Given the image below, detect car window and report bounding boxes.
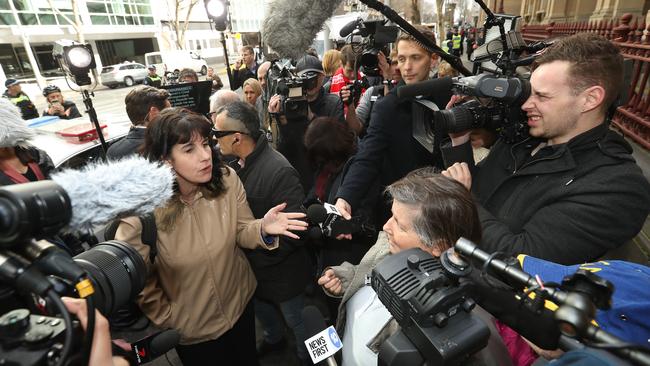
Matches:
[134,64,145,69]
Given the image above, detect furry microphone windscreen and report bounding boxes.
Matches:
[51,156,174,232]
[0,98,36,148]
[262,0,344,60]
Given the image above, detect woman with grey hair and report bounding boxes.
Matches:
[318,167,511,366]
[0,98,55,186]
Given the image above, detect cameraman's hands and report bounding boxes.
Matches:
[378,51,390,80]
[318,269,344,296]
[446,95,472,146]
[442,162,472,191]
[268,94,282,114]
[62,297,129,366]
[339,85,353,106]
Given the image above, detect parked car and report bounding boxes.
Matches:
[100,62,148,88]
[145,51,208,76]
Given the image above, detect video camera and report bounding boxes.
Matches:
[371,238,650,366]
[0,181,147,366]
[266,59,318,121]
[341,18,399,77]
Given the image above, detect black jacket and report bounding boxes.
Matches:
[232,136,311,302]
[106,127,146,160]
[0,146,55,186]
[3,91,38,120]
[43,100,82,119]
[442,123,650,264]
[231,64,257,90]
[336,81,452,210]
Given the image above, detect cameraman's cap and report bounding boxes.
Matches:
[519,255,650,346]
[5,79,19,88]
[295,55,324,77]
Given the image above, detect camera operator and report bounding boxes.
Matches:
[62,297,131,366]
[334,28,451,227]
[268,54,344,191]
[42,85,82,119]
[442,33,650,264]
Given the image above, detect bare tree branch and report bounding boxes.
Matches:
[410,0,421,24]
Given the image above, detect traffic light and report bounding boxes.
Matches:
[52,40,97,86]
[204,0,228,31]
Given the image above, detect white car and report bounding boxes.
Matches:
[145,51,208,76]
[100,62,148,88]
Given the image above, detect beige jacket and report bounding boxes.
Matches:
[115,167,278,345]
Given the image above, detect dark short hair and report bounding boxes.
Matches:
[304,117,356,168]
[216,101,262,141]
[241,45,254,55]
[124,86,170,126]
[143,107,226,197]
[386,168,481,252]
[395,26,437,54]
[534,33,624,111]
[179,68,198,82]
[340,45,359,68]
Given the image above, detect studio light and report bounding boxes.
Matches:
[53,39,97,87]
[204,0,228,31]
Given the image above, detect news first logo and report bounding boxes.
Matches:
[304,326,343,364]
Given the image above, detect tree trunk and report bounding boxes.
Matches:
[411,0,421,24]
[436,0,446,47]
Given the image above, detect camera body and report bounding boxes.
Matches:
[435,73,531,143]
[354,20,399,77]
[266,60,318,121]
[345,77,370,106]
[0,309,82,366]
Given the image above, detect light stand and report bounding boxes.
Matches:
[204,0,234,89]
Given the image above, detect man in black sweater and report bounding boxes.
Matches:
[442,33,650,264]
[214,101,311,364]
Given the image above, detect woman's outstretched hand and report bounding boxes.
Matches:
[262,202,308,239]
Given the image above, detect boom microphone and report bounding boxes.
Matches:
[262,0,344,60]
[131,329,180,365]
[397,76,453,100]
[0,157,174,247]
[339,18,365,38]
[51,156,174,232]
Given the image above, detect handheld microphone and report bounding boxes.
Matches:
[302,305,341,366]
[131,329,180,365]
[262,0,344,60]
[339,18,365,38]
[306,203,375,238]
[397,76,453,100]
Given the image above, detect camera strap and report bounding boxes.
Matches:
[411,99,440,154]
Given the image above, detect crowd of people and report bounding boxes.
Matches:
[2,23,650,366]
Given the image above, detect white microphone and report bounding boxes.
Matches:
[0,156,174,247]
[262,0,344,60]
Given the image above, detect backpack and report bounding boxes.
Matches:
[104,213,158,263]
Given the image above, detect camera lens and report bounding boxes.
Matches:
[434,103,480,133]
[360,49,379,69]
[73,240,146,315]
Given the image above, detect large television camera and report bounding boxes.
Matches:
[0,181,147,366]
[372,239,650,366]
[340,18,399,77]
[265,58,319,121]
[394,1,551,143]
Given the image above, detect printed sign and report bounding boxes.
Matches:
[304,325,343,364]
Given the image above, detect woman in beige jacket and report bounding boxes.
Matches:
[114,108,307,366]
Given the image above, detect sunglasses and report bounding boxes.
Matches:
[211,129,248,138]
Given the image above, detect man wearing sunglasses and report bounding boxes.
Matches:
[213,101,311,364]
[268,54,345,191]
